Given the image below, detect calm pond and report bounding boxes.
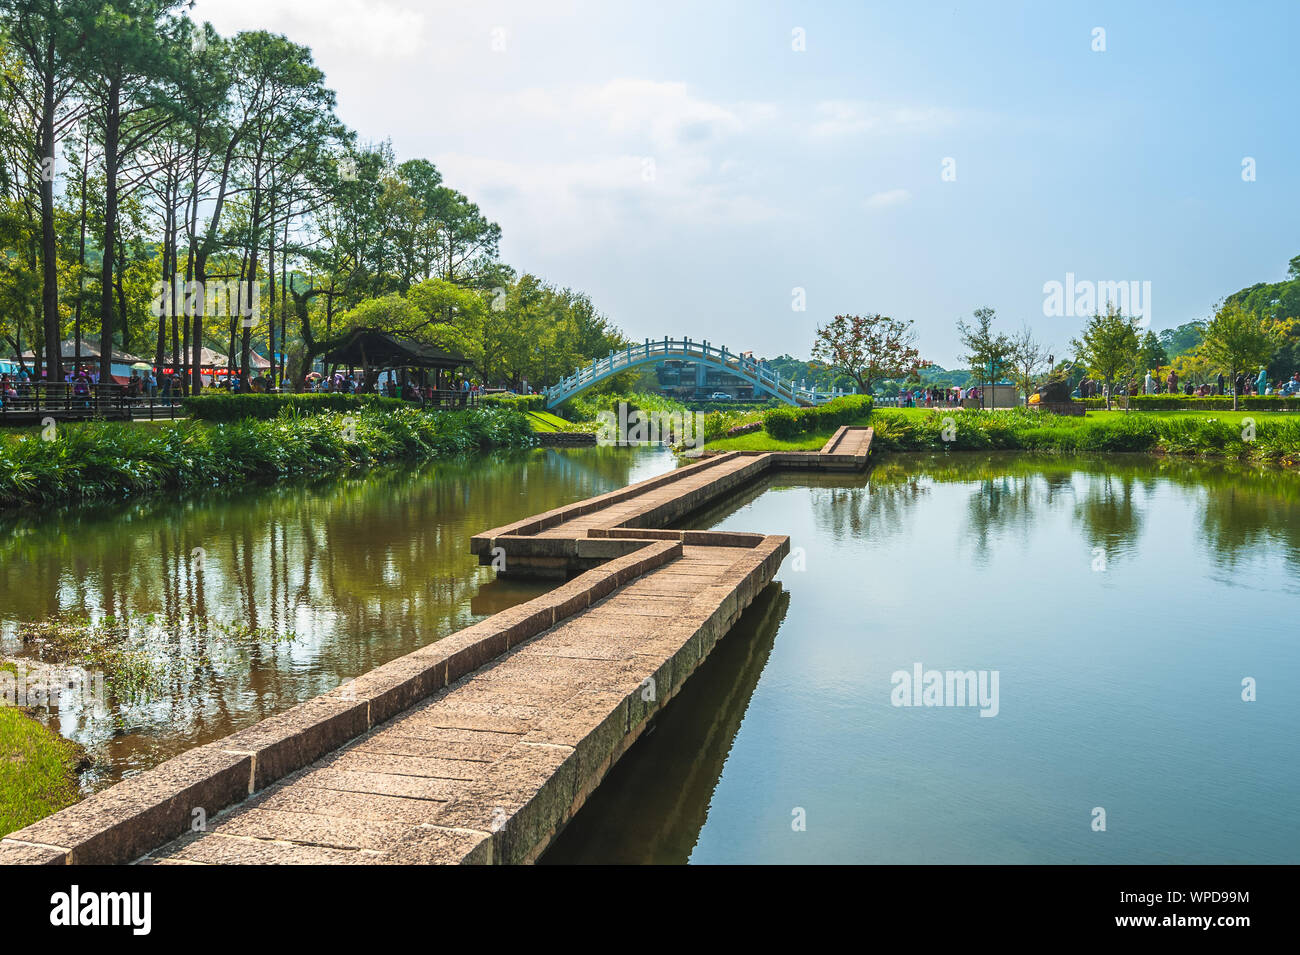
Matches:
[0,447,674,788]
[4,449,1297,863]
[546,452,1300,864]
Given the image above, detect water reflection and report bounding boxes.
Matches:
[0,446,675,787]
[543,584,789,864]
[553,452,1300,864]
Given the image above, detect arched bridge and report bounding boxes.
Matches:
[543,337,849,409]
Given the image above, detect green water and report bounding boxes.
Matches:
[0,446,675,788]
[545,453,1300,864]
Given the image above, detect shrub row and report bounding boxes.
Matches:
[762,395,874,440]
[0,406,533,510]
[1079,395,1300,411]
[183,393,408,421]
[479,393,547,412]
[868,407,1300,462]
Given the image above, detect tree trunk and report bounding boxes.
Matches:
[98,76,121,385]
[75,127,89,371]
[38,50,62,385]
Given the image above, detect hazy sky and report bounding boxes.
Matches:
[192,0,1299,368]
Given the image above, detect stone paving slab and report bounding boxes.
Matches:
[137,540,786,865]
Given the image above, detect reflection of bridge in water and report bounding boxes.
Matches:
[544,337,853,410]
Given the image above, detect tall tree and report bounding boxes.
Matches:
[956,306,1013,406]
[1200,302,1280,410]
[811,313,925,395]
[0,0,89,382]
[1071,304,1141,410]
[77,0,181,382]
[1008,324,1050,406]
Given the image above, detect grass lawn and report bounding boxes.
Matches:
[706,429,839,451]
[523,410,571,432]
[0,698,82,837]
[1084,408,1295,424]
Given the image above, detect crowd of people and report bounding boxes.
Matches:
[895,385,984,408]
[1081,368,1300,399]
[1,364,194,409]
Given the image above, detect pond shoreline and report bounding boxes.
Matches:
[0,406,535,516]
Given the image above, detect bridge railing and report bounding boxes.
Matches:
[543,337,848,407]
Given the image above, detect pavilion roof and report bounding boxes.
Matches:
[321,329,471,369]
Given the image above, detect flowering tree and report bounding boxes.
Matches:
[811,313,926,394]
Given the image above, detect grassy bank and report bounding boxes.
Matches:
[0,701,82,837]
[555,391,771,441]
[871,408,1300,464]
[702,405,1300,465]
[0,405,533,511]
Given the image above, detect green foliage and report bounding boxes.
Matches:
[1078,395,1300,411]
[762,395,874,439]
[1158,321,1206,358]
[1071,305,1143,407]
[480,393,546,412]
[0,406,533,510]
[868,408,1300,463]
[561,390,687,422]
[184,393,410,421]
[957,307,1014,388]
[1199,302,1281,409]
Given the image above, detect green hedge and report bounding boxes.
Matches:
[1079,395,1300,411]
[183,393,409,422]
[480,393,546,412]
[0,406,533,510]
[868,407,1300,462]
[762,395,874,440]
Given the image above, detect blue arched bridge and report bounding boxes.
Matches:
[543,337,851,409]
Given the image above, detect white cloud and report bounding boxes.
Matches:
[427,79,783,251]
[193,0,428,58]
[810,100,958,138]
[865,188,912,209]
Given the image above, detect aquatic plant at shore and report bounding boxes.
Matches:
[868,408,1300,464]
[0,406,534,510]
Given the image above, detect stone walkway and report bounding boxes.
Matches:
[1,427,871,866]
[142,544,773,864]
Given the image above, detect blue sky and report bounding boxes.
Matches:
[195,0,1299,367]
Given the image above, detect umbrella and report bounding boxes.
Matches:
[130,361,153,371]
[305,372,323,380]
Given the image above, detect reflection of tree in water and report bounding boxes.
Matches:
[810,479,928,543]
[1197,479,1300,567]
[961,474,1043,554]
[0,448,652,786]
[1071,472,1144,554]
